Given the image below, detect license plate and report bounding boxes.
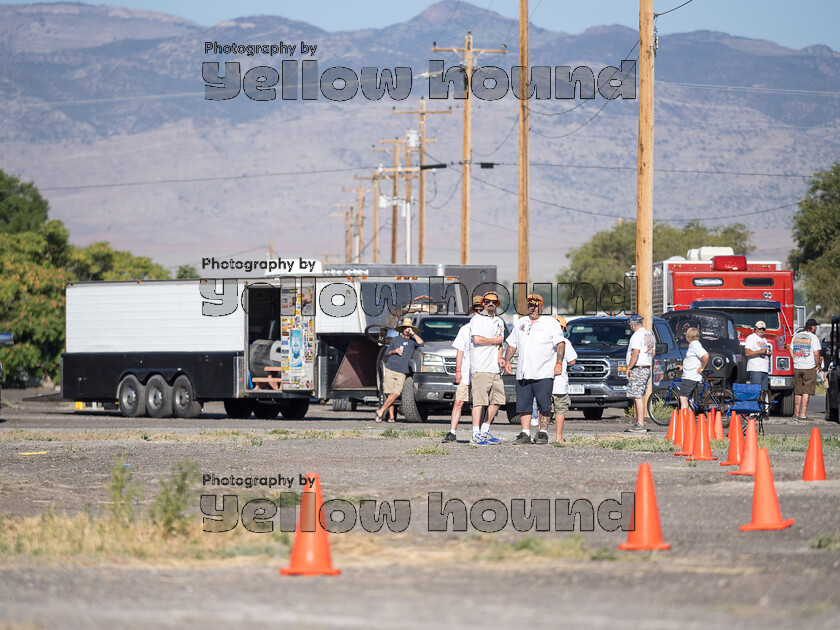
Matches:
[769,377,785,388]
[568,384,585,395]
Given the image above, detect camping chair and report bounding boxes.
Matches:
[729,383,770,435]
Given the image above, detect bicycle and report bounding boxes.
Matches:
[647,372,735,427]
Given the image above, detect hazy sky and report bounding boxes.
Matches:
[3,0,839,51]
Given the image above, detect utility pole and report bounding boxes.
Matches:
[393,100,451,263]
[637,0,654,331]
[355,174,380,262]
[377,139,407,263]
[518,0,530,314]
[347,182,372,263]
[433,33,506,264]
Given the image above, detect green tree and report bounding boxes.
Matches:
[557,220,754,313]
[68,242,169,282]
[0,170,49,233]
[176,264,198,279]
[790,161,840,314]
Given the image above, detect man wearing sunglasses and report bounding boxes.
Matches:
[503,293,566,444]
[443,296,486,443]
[745,320,771,394]
[468,291,507,445]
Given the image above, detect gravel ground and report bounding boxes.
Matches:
[1,391,839,629]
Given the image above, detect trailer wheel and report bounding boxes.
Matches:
[118,375,146,418]
[777,390,795,417]
[145,374,173,418]
[332,398,351,412]
[279,399,310,420]
[582,408,604,421]
[172,375,201,419]
[223,399,253,419]
[253,402,281,419]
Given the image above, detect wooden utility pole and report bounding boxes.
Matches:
[518,0,530,313]
[349,181,373,263]
[378,139,407,263]
[433,33,506,264]
[344,206,353,263]
[637,0,654,331]
[393,100,451,263]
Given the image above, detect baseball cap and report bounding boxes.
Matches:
[471,295,484,307]
[805,318,819,328]
[526,293,543,305]
[629,314,643,325]
[555,316,567,328]
[483,291,500,304]
[754,320,766,329]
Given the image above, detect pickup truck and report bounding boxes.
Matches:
[564,315,683,419]
[826,314,839,424]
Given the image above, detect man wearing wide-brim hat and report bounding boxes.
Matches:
[375,317,424,422]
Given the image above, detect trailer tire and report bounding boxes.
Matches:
[172,375,201,419]
[332,398,352,412]
[223,399,253,419]
[582,408,604,420]
[279,399,310,420]
[118,375,146,418]
[253,402,281,420]
[400,376,428,423]
[145,374,173,418]
[778,390,795,417]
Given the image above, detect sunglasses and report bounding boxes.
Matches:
[471,305,482,311]
[483,299,499,305]
[756,327,766,331]
[527,302,541,307]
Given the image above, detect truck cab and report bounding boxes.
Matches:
[825,314,840,424]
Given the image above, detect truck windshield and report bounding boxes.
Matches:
[567,321,631,348]
[710,309,780,330]
[665,313,733,344]
[416,318,471,342]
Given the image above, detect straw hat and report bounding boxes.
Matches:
[396,317,417,333]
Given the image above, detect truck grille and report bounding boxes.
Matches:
[444,357,457,375]
[568,359,610,379]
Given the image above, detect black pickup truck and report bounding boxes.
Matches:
[826,314,839,423]
[564,315,683,419]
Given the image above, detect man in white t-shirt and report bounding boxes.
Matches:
[443,296,484,443]
[468,291,507,445]
[625,314,656,433]
[791,318,822,421]
[744,321,771,393]
[503,293,566,445]
[552,317,577,443]
[677,327,709,409]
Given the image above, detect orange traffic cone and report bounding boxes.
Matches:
[803,427,827,481]
[729,417,758,476]
[618,463,671,551]
[687,413,718,461]
[740,448,795,531]
[712,409,725,441]
[672,408,685,447]
[666,409,678,441]
[675,411,695,457]
[281,472,341,576]
[720,412,743,466]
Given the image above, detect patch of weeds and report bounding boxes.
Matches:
[809,533,840,551]
[141,432,151,441]
[380,427,401,438]
[106,454,142,525]
[381,427,447,439]
[685,460,699,467]
[474,534,623,562]
[250,435,264,447]
[406,445,449,455]
[758,435,808,452]
[149,459,200,537]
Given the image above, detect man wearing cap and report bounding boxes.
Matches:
[625,314,655,433]
[503,293,565,445]
[467,291,507,445]
[443,296,485,443]
[791,318,822,421]
[375,318,424,422]
[744,321,771,394]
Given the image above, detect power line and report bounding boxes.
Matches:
[487,161,813,179]
[471,114,518,156]
[654,0,694,18]
[658,80,840,97]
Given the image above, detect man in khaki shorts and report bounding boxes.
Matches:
[552,317,577,443]
[468,292,506,445]
[792,318,822,421]
[443,296,484,443]
[375,318,424,422]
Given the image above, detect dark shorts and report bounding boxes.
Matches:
[679,378,701,399]
[748,371,769,392]
[515,378,553,414]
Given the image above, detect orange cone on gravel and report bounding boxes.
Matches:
[729,417,758,476]
[803,427,827,482]
[720,412,743,467]
[712,409,725,441]
[675,410,695,457]
[618,463,671,551]
[687,413,717,461]
[672,408,685,447]
[666,409,678,441]
[281,472,341,576]
[740,448,795,531]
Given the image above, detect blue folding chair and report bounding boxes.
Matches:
[729,383,769,435]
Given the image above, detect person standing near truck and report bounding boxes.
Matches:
[552,317,577,443]
[744,321,771,393]
[625,314,655,433]
[468,292,506,445]
[678,327,709,409]
[792,318,822,421]
[375,318,424,422]
[443,296,484,443]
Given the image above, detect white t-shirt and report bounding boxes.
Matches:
[626,327,655,367]
[744,333,770,373]
[791,330,821,370]
[552,340,578,395]
[507,316,566,380]
[452,320,473,385]
[682,340,708,382]
[469,314,505,374]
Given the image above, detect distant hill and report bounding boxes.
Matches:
[3,0,839,281]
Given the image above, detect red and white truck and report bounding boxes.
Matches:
[633,247,805,416]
